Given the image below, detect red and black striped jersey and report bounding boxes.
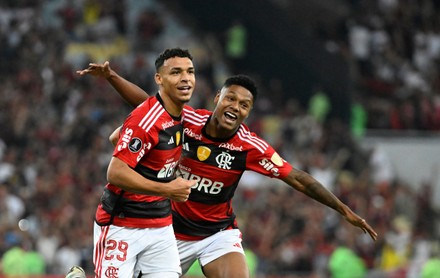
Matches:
[172,106,293,240]
[96,94,185,228]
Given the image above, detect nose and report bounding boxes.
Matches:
[181,71,192,82]
[230,100,239,111]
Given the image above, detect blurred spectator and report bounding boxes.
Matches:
[328,244,367,278]
[379,215,412,273]
[52,237,82,274]
[135,9,163,51]
[368,146,395,188]
[421,242,440,278]
[1,230,45,275]
[308,85,331,124]
[0,183,25,226]
[224,19,248,72]
[350,93,368,138]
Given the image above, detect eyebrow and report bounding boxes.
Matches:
[225,91,253,102]
[169,66,195,71]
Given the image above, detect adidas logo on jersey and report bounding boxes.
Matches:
[168,137,174,144]
[233,242,242,248]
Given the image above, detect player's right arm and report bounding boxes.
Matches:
[108,125,193,202]
[77,61,148,107]
[107,156,193,202]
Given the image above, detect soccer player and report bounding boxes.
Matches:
[82,48,197,278]
[77,62,378,278]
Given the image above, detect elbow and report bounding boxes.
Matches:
[109,126,122,147]
[109,135,118,146]
[107,157,124,186]
[107,166,118,185]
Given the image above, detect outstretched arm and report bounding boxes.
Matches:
[77,61,148,107]
[282,168,378,241]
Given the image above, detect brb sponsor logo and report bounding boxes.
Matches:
[180,169,224,194]
[259,158,280,177]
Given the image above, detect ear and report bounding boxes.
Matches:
[154,73,162,85]
[213,91,221,105]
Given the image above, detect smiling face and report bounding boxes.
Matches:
[208,84,254,138]
[155,56,195,115]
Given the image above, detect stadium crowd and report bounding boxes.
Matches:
[0,0,439,277]
[316,0,440,131]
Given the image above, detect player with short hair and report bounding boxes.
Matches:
[77,62,377,278]
[81,48,197,278]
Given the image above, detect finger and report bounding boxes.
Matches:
[367,228,378,240]
[177,196,189,202]
[189,180,198,186]
[173,197,184,202]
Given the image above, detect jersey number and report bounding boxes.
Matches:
[104,239,128,262]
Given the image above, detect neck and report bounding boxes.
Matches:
[205,117,237,139]
[158,91,183,117]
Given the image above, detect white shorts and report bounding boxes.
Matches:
[93,222,181,278]
[177,229,244,274]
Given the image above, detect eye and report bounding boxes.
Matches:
[240,103,251,110]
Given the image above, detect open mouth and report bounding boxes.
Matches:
[178,86,192,93]
[224,111,237,123]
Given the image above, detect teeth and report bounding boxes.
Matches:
[225,112,237,119]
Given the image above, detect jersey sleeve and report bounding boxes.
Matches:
[246,139,293,179]
[113,105,157,168]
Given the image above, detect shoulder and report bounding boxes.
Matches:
[129,96,167,132]
[235,124,269,154]
[183,105,211,116]
[183,106,211,125]
[133,95,162,113]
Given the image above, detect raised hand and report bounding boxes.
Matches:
[76,61,112,78]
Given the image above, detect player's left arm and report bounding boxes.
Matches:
[281,168,378,241]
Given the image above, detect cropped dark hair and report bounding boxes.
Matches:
[155,48,193,72]
[223,75,258,102]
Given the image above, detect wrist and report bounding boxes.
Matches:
[106,70,117,80]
